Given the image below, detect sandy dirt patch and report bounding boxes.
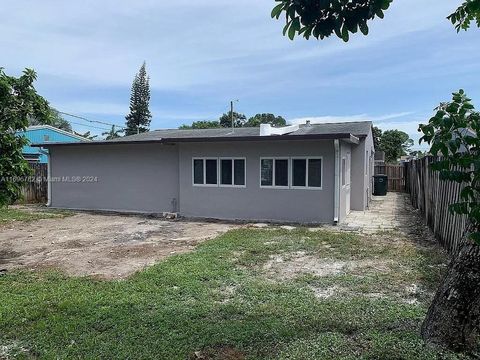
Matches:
[262,251,393,280]
[0,212,236,279]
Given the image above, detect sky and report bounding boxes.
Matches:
[2,0,479,149]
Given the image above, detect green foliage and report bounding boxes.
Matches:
[102,125,124,140]
[373,126,382,149]
[0,68,51,206]
[219,111,247,128]
[272,0,480,42]
[419,90,480,243]
[180,113,287,129]
[179,120,220,129]
[245,113,287,127]
[125,62,152,136]
[378,129,413,163]
[449,0,480,32]
[29,107,72,132]
[73,131,98,140]
[271,0,393,42]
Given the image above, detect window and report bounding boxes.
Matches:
[260,158,289,188]
[291,157,322,189]
[192,158,218,186]
[220,158,246,186]
[342,158,346,186]
[262,157,322,190]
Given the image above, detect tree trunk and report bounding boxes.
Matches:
[421,223,480,351]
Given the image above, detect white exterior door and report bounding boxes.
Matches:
[345,153,351,214]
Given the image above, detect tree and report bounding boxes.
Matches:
[272,0,479,42]
[0,68,51,206]
[219,112,247,128]
[125,62,152,136]
[372,126,382,149]
[102,125,124,140]
[271,0,393,42]
[245,113,286,127]
[74,131,98,140]
[418,90,480,351]
[378,129,413,163]
[449,0,480,32]
[29,107,72,132]
[179,120,220,129]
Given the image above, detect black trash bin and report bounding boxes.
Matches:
[373,175,388,196]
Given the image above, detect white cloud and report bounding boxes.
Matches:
[288,112,414,125]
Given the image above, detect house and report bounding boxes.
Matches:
[18,125,87,163]
[33,121,375,224]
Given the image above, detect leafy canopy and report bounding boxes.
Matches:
[378,129,413,163]
[272,0,479,42]
[419,90,480,243]
[0,68,51,206]
[179,113,287,129]
[449,0,480,32]
[245,113,287,127]
[102,125,124,140]
[271,0,392,42]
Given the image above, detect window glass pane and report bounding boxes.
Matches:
[193,159,204,184]
[342,158,346,186]
[205,159,217,184]
[234,159,245,185]
[275,159,289,187]
[261,159,273,186]
[221,159,232,185]
[292,159,306,187]
[308,159,322,187]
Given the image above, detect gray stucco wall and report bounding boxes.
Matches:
[178,140,335,223]
[349,128,375,211]
[50,143,179,213]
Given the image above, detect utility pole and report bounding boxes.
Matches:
[230,101,234,132]
[230,99,239,132]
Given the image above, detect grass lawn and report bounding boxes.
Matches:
[0,207,71,224]
[0,225,472,359]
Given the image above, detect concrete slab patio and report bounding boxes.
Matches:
[342,192,422,234]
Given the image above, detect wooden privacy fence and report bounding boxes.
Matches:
[405,156,467,253]
[20,163,48,203]
[374,164,405,192]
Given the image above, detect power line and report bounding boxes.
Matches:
[67,120,111,132]
[58,111,126,130]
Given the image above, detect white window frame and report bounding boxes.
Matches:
[290,157,323,190]
[260,156,323,190]
[259,157,290,189]
[341,157,347,187]
[192,157,219,187]
[219,157,247,188]
[341,153,351,188]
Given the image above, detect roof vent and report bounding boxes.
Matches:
[260,124,299,136]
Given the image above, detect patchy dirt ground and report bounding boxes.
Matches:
[0,211,236,279]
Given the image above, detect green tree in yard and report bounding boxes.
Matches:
[372,126,382,149]
[245,113,286,127]
[379,129,413,163]
[419,90,480,351]
[29,107,72,132]
[179,120,220,129]
[102,125,124,140]
[125,62,152,136]
[272,0,479,42]
[219,112,247,128]
[74,131,98,140]
[0,68,51,206]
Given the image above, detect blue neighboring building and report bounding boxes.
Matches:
[19,125,88,163]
